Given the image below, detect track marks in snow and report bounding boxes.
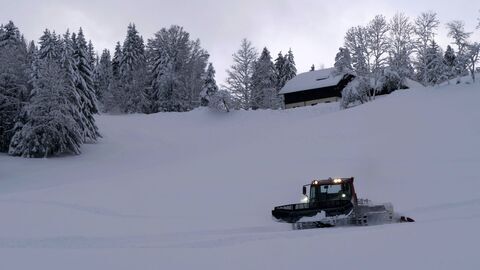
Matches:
[0,225,303,249]
[0,199,157,219]
[0,224,404,250]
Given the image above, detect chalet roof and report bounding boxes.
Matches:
[279,68,347,95]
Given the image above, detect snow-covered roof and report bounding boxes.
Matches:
[404,78,424,89]
[279,68,347,95]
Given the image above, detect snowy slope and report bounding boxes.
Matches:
[1,80,480,269]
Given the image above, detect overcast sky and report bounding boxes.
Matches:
[1,0,479,83]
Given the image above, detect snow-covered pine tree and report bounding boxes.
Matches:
[37,29,61,61]
[60,30,87,133]
[88,40,99,100]
[9,28,83,157]
[414,11,440,86]
[93,49,113,110]
[224,38,257,110]
[274,52,285,90]
[283,49,297,84]
[73,28,100,142]
[333,47,353,75]
[8,56,82,157]
[147,25,208,112]
[141,86,159,114]
[104,42,122,112]
[112,42,122,79]
[87,40,96,68]
[26,40,37,89]
[199,63,218,107]
[0,21,30,152]
[58,30,100,153]
[388,13,414,84]
[444,45,457,80]
[275,49,297,108]
[251,47,278,110]
[425,40,447,85]
[147,28,176,112]
[274,49,296,96]
[120,24,145,73]
[115,23,148,113]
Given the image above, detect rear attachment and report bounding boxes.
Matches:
[292,200,397,230]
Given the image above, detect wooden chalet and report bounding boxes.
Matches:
[279,68,355,109]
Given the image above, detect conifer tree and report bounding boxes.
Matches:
[94,49,113,110]
[117,23,147,113]
[26,40,37,83]
[37,29,61,60]
[199,63,218,107]
[444,45,457,79]
[274,52,285,89]
[60,30,88,136]
[9,29,83,157]
[282,49,297,85]
[120,24,145,73]
[251,47,278,110]
[9,56,82,157]
[141,86,160,114]
[0,21,30,152]
[147,25,208,112]
[334,47,353,75]
[112,42,122,79]
[425,40,447,85]
[87,40,96,68]
[73,28,100,142]
[104,42,122,112]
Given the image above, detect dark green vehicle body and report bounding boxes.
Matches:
[271,177,358,223]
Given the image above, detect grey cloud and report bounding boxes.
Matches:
[1,0,479,83]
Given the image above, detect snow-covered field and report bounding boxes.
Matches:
[1,80,480,269]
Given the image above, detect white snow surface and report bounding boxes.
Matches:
[1,80,480,269]
[279,67,344,94]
